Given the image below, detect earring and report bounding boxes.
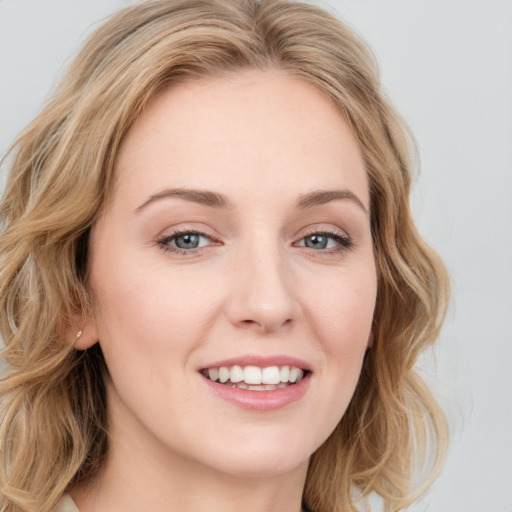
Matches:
[76,330,83,339]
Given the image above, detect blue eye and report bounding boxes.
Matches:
[297,231,352,252]
[157,229,352,256]
[304,234,330,249]
[158,231,212,253]
[174,233,202,249]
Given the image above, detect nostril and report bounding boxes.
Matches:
[237,318,293,334]
[238,319,261,330]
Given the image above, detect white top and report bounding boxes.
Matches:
[54,494,79,512]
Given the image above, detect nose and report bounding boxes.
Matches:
[225,239,301,334]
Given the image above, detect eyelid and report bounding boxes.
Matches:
[298,225,349,238]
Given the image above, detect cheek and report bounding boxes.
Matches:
[89,254,224,366]
[311,264,376,334]
[305,262,376,375]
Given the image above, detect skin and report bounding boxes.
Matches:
[72,69,377,512]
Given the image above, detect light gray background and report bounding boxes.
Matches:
[1,1,511,511]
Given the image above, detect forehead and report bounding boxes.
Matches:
[113,69,369,210]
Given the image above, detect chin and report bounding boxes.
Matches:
[196,429,317,478]
[213,454,309,480]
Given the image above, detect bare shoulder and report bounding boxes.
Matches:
[54,494,79,512]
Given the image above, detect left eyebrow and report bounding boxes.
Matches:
[296,190,368,215]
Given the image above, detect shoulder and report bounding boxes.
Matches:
[54,494,79,512]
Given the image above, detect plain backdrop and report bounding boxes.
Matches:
[1,1,511,511]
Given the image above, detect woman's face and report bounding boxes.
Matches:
[85,70,377,478]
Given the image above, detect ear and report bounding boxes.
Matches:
[68,314,99,350]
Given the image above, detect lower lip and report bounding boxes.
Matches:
[200,373,311,411]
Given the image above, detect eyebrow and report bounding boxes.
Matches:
[135,187,368,215]
[296,190,368,215]
[135,188,235,212]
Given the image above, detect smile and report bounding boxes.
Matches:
[200,365,307,391]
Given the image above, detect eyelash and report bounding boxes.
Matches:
[295,229,354,254]
[157,228,354,256]
[157,229,219,256]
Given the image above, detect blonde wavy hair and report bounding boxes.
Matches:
[0,1,450,511]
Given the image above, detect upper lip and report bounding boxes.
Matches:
[199,354,312,372]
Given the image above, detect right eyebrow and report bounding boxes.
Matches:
[135,188,235,212]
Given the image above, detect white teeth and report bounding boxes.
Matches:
[244,365,262,385]
[262,366,280,385]
[229,365,244,383]
[219,367,230,383]
[289,367,301,383]
[203,364,307,387]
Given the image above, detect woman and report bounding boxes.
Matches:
[0,1,450,511]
